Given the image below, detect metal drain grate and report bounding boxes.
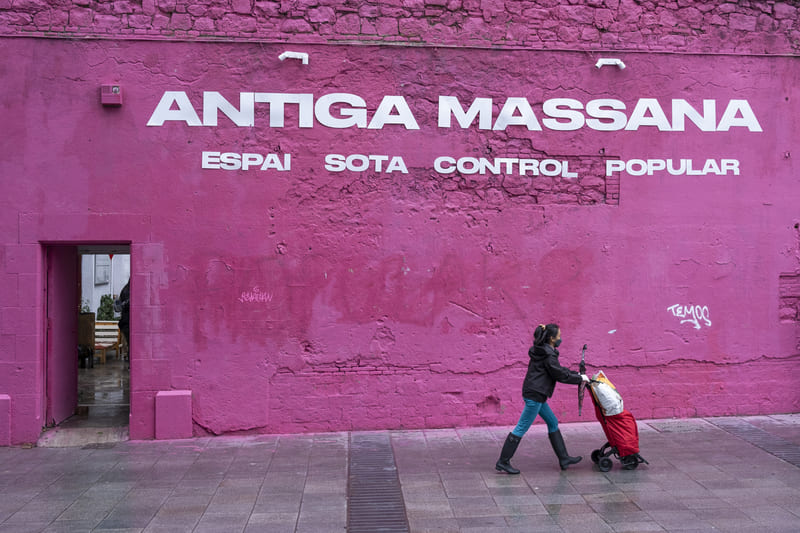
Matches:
[347,433,410,533]
[710,418,800,467]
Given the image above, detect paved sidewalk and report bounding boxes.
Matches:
[0,415,799,532]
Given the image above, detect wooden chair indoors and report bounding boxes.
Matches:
[94,320,121,364]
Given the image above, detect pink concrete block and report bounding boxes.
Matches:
[134,243,164,271]
[9,394,43,445]
[3,245,39,274]
[0,394,10,446]
[131,272,152,306]
[0,274,18,307]
[129,390,155,440]
[1,335,14,360]
[1,307,38,335]
[131,359,171,389]
[14,335,40,362]
[155,390,192,440]
[18,214,151,244]
[137,306,165,334]
[17,273,42,310]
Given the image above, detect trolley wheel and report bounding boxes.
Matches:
[591,450,601,464]
[620,456,639,470]
[598,457,613,472]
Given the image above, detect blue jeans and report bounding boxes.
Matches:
[511,398,559,437]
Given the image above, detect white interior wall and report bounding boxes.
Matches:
[80,254,130,314]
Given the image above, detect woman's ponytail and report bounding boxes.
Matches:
[533,323,559,346]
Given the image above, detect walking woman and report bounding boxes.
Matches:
[495,323,589,473]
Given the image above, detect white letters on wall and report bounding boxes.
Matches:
[667,304,712,330]
[147,93,763,133]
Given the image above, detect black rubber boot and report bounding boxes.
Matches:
[548,430,582,470]
[495,433,522,474]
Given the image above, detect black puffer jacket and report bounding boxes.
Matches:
[522,344,582,402]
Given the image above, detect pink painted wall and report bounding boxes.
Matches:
[1,1,799,444]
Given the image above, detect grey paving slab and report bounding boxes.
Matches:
[192,512,248,533]
[40,521,107,533]
[456,515,509,529]
[252,493,302,514]
[449,496,505,518]
[405,499,455,519]
[406,516,462,532]
[555,514,616,532]
[244,513,297,533]
[504,513,563,531]
[0,525,73,533]
[0,415,799,532]
[608,522,665,533]
[492,495,548,516]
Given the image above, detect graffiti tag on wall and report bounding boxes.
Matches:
[667,304,711,329]
[238,287,273,303]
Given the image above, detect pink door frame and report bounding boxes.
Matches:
[5,215,151,444]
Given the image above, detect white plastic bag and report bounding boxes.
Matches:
[590,370,624,416]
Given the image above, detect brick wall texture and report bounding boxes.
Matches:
[1,0,798,54]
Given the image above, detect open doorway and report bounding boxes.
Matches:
[38,243,131,447]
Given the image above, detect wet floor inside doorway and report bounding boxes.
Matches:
[38,358,130,447]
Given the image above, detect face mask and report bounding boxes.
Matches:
[554,339,562,347]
